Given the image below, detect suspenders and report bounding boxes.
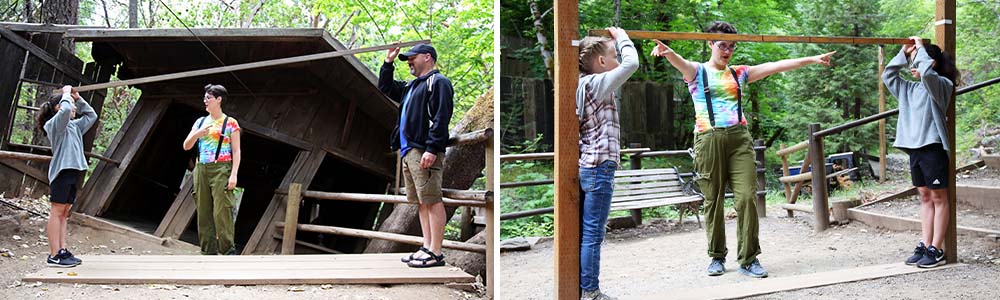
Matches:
[701,65,744,126]
[196,116,231,161]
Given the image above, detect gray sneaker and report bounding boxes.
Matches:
[707,257,726,276]
[738,259,768,278]
[581,289,617,300]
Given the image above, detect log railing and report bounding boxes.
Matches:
[789,76,1000,232]
[276,128,494,296]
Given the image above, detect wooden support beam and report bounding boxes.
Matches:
[588,30,929,45]
[936,0,958,265]
[878,45,888,183]
[276,222,486,253]
[779,144,793,217]
[554,1,581,299]
[62,40,429,94]
[484,136,495,299]
[281,183,302,255]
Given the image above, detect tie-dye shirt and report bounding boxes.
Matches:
[685,64,750,133]
[193,115,240,164]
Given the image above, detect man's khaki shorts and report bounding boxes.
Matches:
[401,148,444,204]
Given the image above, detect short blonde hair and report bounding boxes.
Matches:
[578,36,613,74]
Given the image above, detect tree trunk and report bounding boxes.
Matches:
[365,87,494,254]
[243,0,268,28]
[128,0,138,28]
[40,0,78,51]
[23,0,33,22]
[529,0,553,80]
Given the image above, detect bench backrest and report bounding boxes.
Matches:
[611,168,684,204]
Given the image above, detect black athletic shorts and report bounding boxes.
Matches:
[50,169,83,204]
[906,143,948,190]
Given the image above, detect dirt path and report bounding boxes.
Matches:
[498,205,1000,299]
[0,203,482,300]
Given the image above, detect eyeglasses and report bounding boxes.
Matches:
[713,41,737,52]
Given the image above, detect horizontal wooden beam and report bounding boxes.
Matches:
[64,28,329,41]
[394,188,492,202]
[500,207,554,221]
[275,222,486,253]
[0,22,104,33]
[62,39,430,94]
[7,143,120,165]
[779,172,813,183]
[499,179,553,189]
[300,190,488,208]
[776,141,809,156]
[589,30,928,45]
[500,148,651,162]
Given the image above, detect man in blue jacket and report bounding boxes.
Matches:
[379,44,454,268]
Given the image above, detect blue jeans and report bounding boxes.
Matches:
[579,160,617,292]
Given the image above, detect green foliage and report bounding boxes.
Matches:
[500,160,555,239]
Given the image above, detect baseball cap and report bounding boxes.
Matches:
[399,44,437,61]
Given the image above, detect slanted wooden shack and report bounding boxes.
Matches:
[1,26,402,254]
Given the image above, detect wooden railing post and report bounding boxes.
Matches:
[753,140,766,218]
[484,136,495,298]
[779,144,793,217]
[281,183,302,255]
[808,124,830,232]
[629,151,644,225]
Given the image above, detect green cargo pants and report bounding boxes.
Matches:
[693,125,761,266]
[194,162,236,255]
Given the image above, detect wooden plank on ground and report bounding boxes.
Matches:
[22,253,475,285]
[635,263,965,300]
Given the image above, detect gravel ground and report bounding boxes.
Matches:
[498,205,1000,300]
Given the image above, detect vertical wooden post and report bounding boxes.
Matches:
[936,0,958,264]
[553,1,581,299]
[281,183,302,255]
[878,45,888,183]
[484,136,495,298]
[808,124,830,232]
[779,144,793,217]
[629,153,644,224]
[754,140,766,218]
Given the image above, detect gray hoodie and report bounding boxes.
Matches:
[43,94,97,182]
[882,47,953,151]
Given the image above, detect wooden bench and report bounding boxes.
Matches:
[610,168,703,227]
